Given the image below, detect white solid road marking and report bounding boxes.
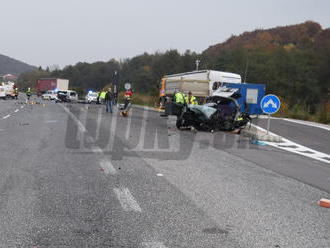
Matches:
[59,104,117,174]
[141,242,168,248]
[14,109,19,113]
[3,115,11,119]
[253,124,330,164]
[282,118,330,132]
[99,159,117,175]
[266,138,330,164]
[59,103,87,133]
[114,187,142,212]
[255,115,330,131]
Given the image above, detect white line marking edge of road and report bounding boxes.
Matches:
[252,124,330,164]
[282,118,330,132]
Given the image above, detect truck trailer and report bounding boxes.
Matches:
[160,70,242,98]
[36,78,69,95]
[159,70,242,107]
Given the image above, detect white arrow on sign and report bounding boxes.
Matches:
[263,99,277,109]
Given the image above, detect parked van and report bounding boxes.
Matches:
[57,90,78,102]
[42,90,58,100]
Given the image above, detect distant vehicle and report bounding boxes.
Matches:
[1,81,17,99]
[159,70,242,107]
[42,90,58,100]
[0,85,6,99]
[36,78,69,95]
[56,90,78,102]
[85,91,99,103]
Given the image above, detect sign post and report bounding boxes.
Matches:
[266,114,271,134]
[260,94,281,134]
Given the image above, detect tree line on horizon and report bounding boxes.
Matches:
[17,21,329,123]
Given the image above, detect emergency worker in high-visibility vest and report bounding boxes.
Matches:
[185,91,198,105]
[26,87,31,100]
[174,91,185,104]
[99,91,107,103]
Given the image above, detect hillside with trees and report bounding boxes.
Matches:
[0,54,35,75]
[202,21,329,122]
[18,21,329,123]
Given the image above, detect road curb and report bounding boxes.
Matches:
[241,124,283,143]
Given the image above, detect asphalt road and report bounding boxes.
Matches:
[0,97,329,247]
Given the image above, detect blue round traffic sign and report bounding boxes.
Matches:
[261,94,281,114]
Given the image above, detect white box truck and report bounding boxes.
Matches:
[36,78,69,95]
[159,70,242,106]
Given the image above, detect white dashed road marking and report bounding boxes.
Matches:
[114,187,142,212]
[14,109,19,113]
[20,106,24,109]
[141,242,168,248]
[99,159,117,175]
[3,115,11,119]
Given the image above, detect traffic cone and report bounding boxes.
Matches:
[318,198,330,208]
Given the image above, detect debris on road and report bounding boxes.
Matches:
[318,198,330,208]
[251,139,267,146]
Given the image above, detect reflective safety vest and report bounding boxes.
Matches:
[185,95,198,105]
[175,92,185,104]
[99,91,106,99]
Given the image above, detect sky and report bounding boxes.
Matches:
[1,0,330,68]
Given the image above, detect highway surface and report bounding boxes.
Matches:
[0,96,329,248]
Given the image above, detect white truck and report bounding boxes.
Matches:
[159,70,242,106]
[0,85,6,99]
[36,78,69,95]
[1,81,17,99]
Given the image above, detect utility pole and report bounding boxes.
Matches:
[243,59,249,83]
[113,70,119,104]
[195,59,200,71]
